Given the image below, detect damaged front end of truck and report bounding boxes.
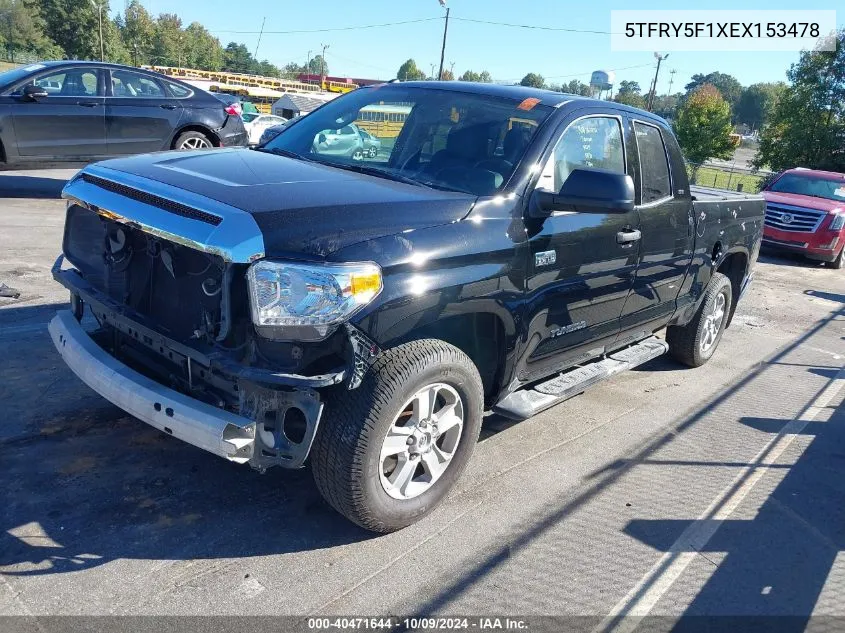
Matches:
[50,165,381,471]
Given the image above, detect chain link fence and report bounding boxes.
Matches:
[686,162,773,193]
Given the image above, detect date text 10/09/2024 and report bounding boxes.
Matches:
[307,618,529,630]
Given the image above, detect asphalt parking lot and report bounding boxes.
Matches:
[1,168,844,626]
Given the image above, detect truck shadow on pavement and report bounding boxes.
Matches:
[0,305,374,579]
[0,174,69,199]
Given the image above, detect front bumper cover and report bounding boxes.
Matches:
[50,310,260,465]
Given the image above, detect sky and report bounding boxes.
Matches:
[121,0,843,93]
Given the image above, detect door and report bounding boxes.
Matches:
[519,112,641,383]
[11,67,106,158]
[105,69,183,155]
[618,119,694,337]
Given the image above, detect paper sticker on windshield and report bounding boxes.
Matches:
[834,186,845,199]
[22,64,46,72]
[516,97,541,111]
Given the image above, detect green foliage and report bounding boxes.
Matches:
[674,84,735,165]
[35,0,103,59]
[397,59,425,81]
[754,30,845,172]
[0,0,62,60]
[563,79,592,96]
[652,93,682,120]
[459,69,491,82]
[614,80,646,108]
[736,82,786,130]
[684,71,743,113]
[119,0,155,65]
[520,72,544,88]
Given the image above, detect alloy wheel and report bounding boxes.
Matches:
[379,383,464,500]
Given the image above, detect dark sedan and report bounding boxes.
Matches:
[0,61,247,165]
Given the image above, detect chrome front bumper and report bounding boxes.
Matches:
[49,310,257,464]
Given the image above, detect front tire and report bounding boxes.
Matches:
[666,272,732,368]
[311,339,484,533]
[831,248,844,270]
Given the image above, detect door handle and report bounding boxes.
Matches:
[616,229,642,244]
[77,101,100,107]
[160,104,177,110]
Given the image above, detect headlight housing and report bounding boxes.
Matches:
[830,213,845,231]
[247,260,382,340]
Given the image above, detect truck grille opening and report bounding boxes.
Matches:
[764,204,825,233]
[64,203,227,342]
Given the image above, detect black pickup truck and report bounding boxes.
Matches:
[50,82,764,532]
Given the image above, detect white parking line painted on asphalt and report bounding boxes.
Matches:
[597,363,845,633]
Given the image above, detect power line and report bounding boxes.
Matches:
[210,17,440,35]
[450,16,616,35]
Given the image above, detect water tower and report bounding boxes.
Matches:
[589,70,615,99]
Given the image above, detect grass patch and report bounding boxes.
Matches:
[688,166,764,193]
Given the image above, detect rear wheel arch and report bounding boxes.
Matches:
[170,125,219,149]
[716,250,748,328]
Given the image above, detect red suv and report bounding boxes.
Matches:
[762,168,845,269]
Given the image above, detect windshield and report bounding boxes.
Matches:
[0,64,48,90]
[264,85,553,195]
[769,173,845,202]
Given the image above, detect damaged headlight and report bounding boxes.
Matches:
[247,260,382,340]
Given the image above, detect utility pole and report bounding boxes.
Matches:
[307,50,313,76]
[320,43,329,90]
[449,61,455,79]
[430,63,436,80]
[647,52,669,111]
[253,17,266,62]
[437,1,449,81]
[91,0,105,61]
[667,68,676,96]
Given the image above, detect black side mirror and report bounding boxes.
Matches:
[530,167,635,217]
[22,84,49,101]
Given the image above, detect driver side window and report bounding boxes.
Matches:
[537,116,625,192]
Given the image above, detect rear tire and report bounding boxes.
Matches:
[311,339,484,533]
[174,130,213,150]
[666,272,732,368]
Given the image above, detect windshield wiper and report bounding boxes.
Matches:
[328,163,432,188]
[329,163,474,194]
[255,147,313,162]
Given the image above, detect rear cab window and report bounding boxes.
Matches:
[633,121,672,204]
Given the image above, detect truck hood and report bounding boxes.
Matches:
[762,190,844,214]
[82,148,477,258]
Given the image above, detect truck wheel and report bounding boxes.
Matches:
[311,339,484,533]
[666,272,732,368]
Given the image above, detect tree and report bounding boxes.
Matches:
[150,13,183,66]
[614,80,646,108]
[119,0,155,65]
[36,0,104,59]
[753,29,845,172]
[736,82,787,131]
[222,42,253,73]
[520,73,544,88]
[652,93,682,120]
[0,0,62,60]
[459,69,492,82]
[564,79,592,96]
[310,54,328,77]
[674,84,735,174]
[183,22,223,70]
[440,68,454,81]
[397,59,425,81]
[684,71,743,114]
